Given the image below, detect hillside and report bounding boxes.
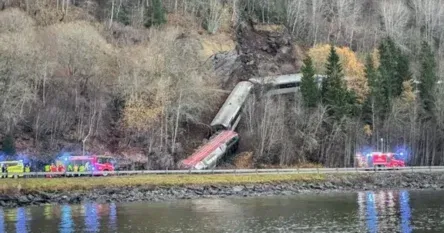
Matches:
[1,0,444,168]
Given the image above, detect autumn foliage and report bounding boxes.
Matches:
[308,44,368,101]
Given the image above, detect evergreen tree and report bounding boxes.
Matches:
[300,56,320,108]
[322,45,353,118]
[149,0,166,26]
[2,133,15,156]
[378,37,397,105]
[365,55,379,95]
[418,41,437,113]
[377,37,411,113]
[396,48,411,93]
[362,55,379,124]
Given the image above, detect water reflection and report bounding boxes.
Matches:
[0,190,436,233]
[400,191,412,233]
[84,203,100,232]
[357,190,412,233]
[365,192,378,233]
[109,203,117,232]
[44,205,53,220]
[0,208,4,233]
[59,205,74,233]
[15,207,28,233]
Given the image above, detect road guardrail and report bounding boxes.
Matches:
[2,166,444,178]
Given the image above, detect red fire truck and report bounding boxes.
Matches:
[58,155,116,174]
[355,152,405,169]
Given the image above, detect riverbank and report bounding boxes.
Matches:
[1,172,443,208]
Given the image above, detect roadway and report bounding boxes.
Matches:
[2,166,444,178]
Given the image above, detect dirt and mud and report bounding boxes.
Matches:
[213,22,303,88]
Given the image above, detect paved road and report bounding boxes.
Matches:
[2,166,444,178]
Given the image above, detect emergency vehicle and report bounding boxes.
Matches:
[0,160,25,178]
[57,155,116,175]
[355,152,405,169]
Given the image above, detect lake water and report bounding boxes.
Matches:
[0,190,443,233]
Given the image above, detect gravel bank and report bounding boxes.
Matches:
[1,172,443,208]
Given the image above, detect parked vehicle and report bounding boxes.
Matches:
[0,160,25,178]
[58,155,116,175]
[355,152,405,169]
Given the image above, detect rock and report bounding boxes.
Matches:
[38,191,53,200]
[33,196,44,203]
[343,180,353,187]
[0,201,6,206]
[70,196,81,204]
[18,196,30,204]
[281,191,294,196]
[309,184,322,190]
[324,182,334,189]
[232,186,244,192]
[209,189,219,195]
[194,189,203,195]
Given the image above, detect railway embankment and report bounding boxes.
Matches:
[0,172,443,208]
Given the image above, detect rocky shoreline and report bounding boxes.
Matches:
[1,173,444,208]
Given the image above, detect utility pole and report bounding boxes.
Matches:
[380,138,384,152]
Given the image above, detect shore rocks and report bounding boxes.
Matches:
[1,173,444,208]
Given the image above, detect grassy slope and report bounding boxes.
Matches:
[0,174,326,194]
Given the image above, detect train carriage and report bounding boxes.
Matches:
[179,130,239,170]
[210,81,254,132]
[248,74,302,96]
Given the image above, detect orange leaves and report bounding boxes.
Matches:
[371,48,380,69]
[363,124,372,137]
[308,44,369,102]
[401,80,416,104]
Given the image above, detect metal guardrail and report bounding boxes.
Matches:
[1,166,444,178]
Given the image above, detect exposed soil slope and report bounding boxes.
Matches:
[214,22,303,88]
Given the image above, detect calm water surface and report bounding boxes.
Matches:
[0,190,443,233]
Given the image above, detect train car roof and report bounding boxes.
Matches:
[210,81,253,127]
[248,74,303,85]
[181,130,238,167]
[249,73,326,85]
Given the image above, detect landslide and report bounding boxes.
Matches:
[211,21,304,169]
[213,21,303,88]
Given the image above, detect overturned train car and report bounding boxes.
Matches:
[179,130,239,170]
[185,73,323,170]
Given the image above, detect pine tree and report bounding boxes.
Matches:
[419,41,437,113]
[396,48,411,92]
[150,0,166,26]
[322,45,353,118]
[378,37,397,105]
[378,37,411,107]
[300,56,320,108]
[362,55,378,124]
[2,133,16,156]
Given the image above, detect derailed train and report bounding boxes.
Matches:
[179,73,324,170]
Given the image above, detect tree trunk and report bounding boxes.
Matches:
[171,90,182,154]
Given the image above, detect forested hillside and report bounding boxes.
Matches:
[1,0,444,168]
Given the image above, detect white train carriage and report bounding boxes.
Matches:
[249,74,303,96]
[210,81,254,131]
[249,74,325,96]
